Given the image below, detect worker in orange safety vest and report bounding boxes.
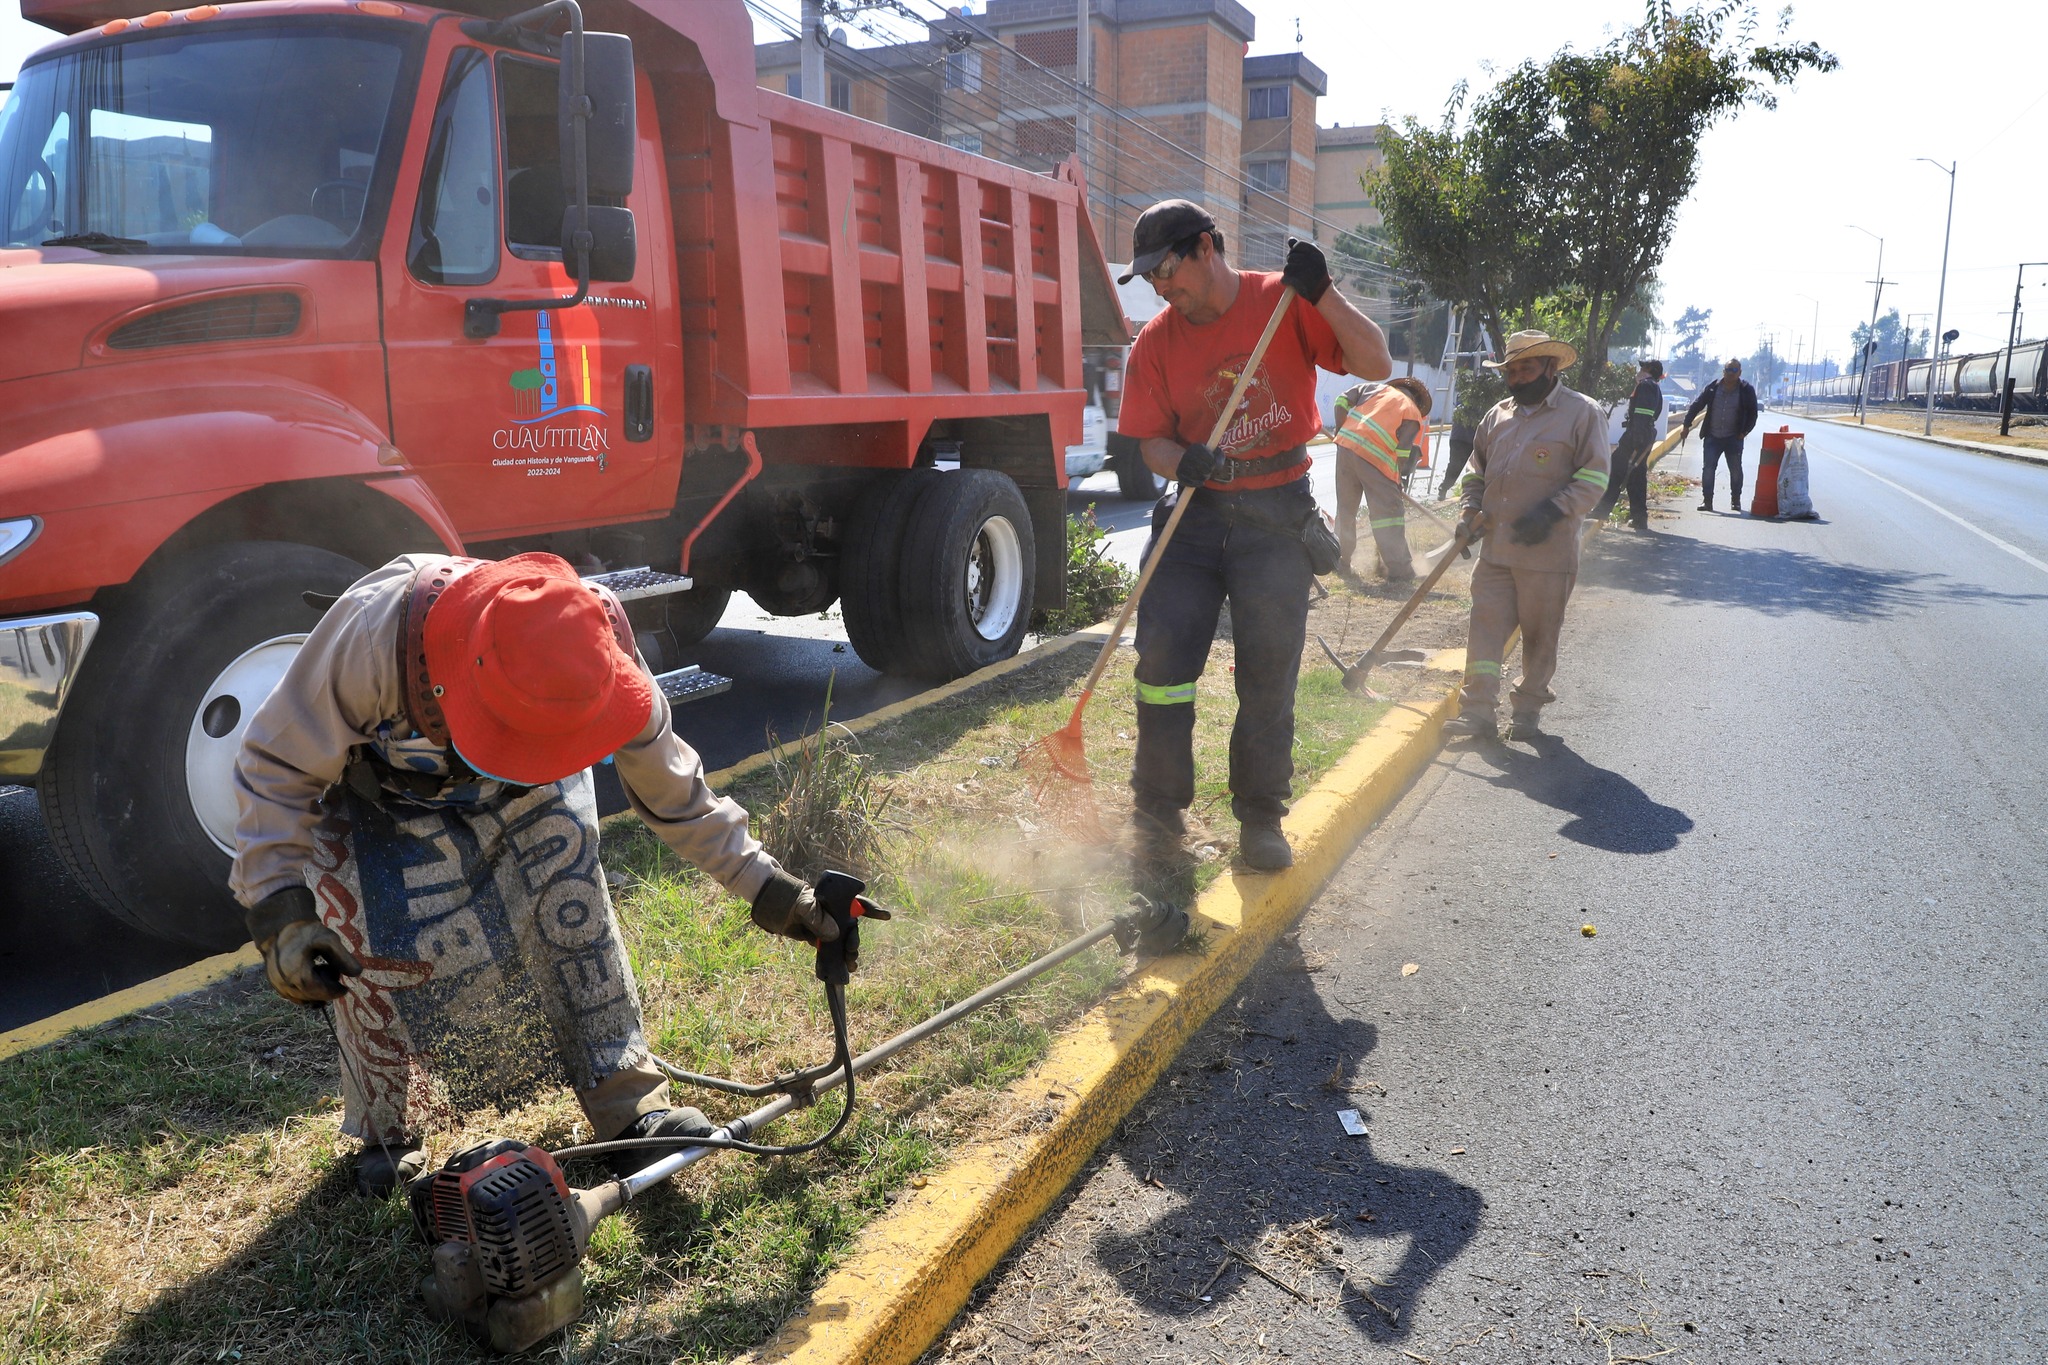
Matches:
[1331,376,1433,582]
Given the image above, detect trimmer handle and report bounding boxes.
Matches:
[811,870,889,985]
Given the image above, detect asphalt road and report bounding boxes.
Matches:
[0,467,1170,1033]
[932,414,2048,1363]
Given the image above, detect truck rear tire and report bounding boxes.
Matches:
[897,470,1035,680]
[40,541,366,948]
[1111,433,1162,502]
[665,586,732,649]
[838,469,938,672]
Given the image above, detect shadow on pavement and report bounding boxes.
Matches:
[1472,734,1694,854]
[1091,937,1480,1345]
[1585,525,2047,619]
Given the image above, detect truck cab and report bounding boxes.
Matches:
[0,0,1126,947]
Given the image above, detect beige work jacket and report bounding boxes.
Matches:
[229,554,777,910]
[1460,383,1611,572]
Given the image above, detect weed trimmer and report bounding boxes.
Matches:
[402,873,1187,1352]
[1019,285,1300,837]
[1317,514,1485,700]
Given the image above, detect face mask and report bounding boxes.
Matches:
[1508,372,1557,407]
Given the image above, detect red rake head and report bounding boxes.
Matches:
[1017,727,1110,843]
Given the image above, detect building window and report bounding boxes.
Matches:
[1248,85,1290,121]
[945,49,981,92]
[943,131,984,155]
[1246,159,1288,195]
[830,73,851,111]
[786,73,802,98]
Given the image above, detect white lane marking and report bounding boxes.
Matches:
[1820,449,2048,577]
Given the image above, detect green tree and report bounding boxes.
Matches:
[1671,304,1712,377]
[1370,3,1834,367]
[1850,308,1927,365]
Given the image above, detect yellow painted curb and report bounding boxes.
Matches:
[748,671,1462,1365]
[0,945,261,1062]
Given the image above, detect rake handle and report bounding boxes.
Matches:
[1066,285,1301,716]
[1356,514,1480,667]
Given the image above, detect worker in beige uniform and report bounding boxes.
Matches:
[1441,331,1611,744]
[231,552,839,1196]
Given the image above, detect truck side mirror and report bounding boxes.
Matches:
[561,205,635,282]
[561,32,635,202]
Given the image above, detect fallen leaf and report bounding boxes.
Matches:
[1355,1210,1378,1223]
[1548,852,1558,859]
[1580,924,1597,937]
[1400,963,1420,977]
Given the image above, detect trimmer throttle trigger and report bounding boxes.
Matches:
[811,871,867,985]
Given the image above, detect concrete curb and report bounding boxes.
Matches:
[1805,413,2048,468]
[748,661,1464,1365]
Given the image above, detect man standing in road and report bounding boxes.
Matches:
[1683,358,1759,513]
[230,552,840,1196]
[1593,358,1664,530]
[1114,200,1391,876]
[1332,376,1434,583]
[1441,331,1611,745]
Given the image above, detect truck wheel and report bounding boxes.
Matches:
[1111,434,1162,502]
[898,470,1035,680]
[664,586,733,649]
[838,469,938,672]
[40,541,366,947]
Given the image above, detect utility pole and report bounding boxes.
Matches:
[1795,292,1821,408]
[2000,262,2048,437]
[800,0,827,106]
[1074,0,1091,178]
[1847,225,1885,425]
[1916,159,1955,436]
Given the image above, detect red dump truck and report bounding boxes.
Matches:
[0,0,1129,945]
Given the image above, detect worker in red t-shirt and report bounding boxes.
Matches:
[1115,199,1392,882]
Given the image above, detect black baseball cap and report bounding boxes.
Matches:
[1119,199,1217,284]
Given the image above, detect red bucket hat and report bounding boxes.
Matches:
[422,552,654,786]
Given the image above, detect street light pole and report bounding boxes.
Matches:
[1794,292,1822,408]
[1848,225,1886,426]
[1915,159,1955,436]
[2000,262,2048,437]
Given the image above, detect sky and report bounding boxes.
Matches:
[4,0,2043,370]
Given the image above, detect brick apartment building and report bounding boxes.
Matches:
[755,0,1343,276]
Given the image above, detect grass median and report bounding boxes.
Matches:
[0,604,1447,1364]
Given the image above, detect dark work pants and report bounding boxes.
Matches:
[1132,480,1314,827]
[1701,435,1745,508]
[1593,429,1652,526]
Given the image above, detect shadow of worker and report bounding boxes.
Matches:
[1093,937,1480,1344]
[1478,734,1693,853]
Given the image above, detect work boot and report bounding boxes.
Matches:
[354,1138,427,1199]
[1440,712,1497,743]
[606,1107,715,1179]
[1238,820,1293,872]
[1505,714,1542,743]
[1696,501,1712,511]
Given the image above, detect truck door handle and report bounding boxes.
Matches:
[624,365,653,442]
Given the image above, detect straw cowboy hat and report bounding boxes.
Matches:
[1483,330,1578,370]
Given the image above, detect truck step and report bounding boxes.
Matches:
[654,664,733,707]
[584,567,694,602]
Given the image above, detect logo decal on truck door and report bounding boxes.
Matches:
[493,310,611,470]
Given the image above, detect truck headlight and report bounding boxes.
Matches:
[0,518,41,568]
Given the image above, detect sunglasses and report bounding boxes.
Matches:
[1143,234,1207,284]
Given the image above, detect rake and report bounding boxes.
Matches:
[1019,284,1300,838]
[1316,513,1485,701]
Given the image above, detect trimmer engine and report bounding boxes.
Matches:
[408,1139,606,1352]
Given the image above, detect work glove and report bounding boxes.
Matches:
[751,868,841,946]
[246,885,362,1006]
[1508,502,1566,546]
[1281,236,1331,305]
[1175,441,1218,487]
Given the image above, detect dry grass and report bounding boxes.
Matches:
[1790,405,2048,453]
[1,629,1412,1364]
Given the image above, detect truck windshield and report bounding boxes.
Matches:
[0,22,415,256]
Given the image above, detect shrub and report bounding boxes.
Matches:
[1030,509,1136,636]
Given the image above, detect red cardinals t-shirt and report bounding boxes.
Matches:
[1116,271,1346,484]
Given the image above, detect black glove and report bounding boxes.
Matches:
[246,885,362,1006]
[1175,442,1218,487]
[1281,237,1331,305]
[1508,503,1566,545]
[751,868,841,945]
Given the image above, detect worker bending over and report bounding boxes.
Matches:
[1442,331,1610,744]
[1333,376,1434,582]
[230,553,837,1196]
[1114,199,1391,875]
